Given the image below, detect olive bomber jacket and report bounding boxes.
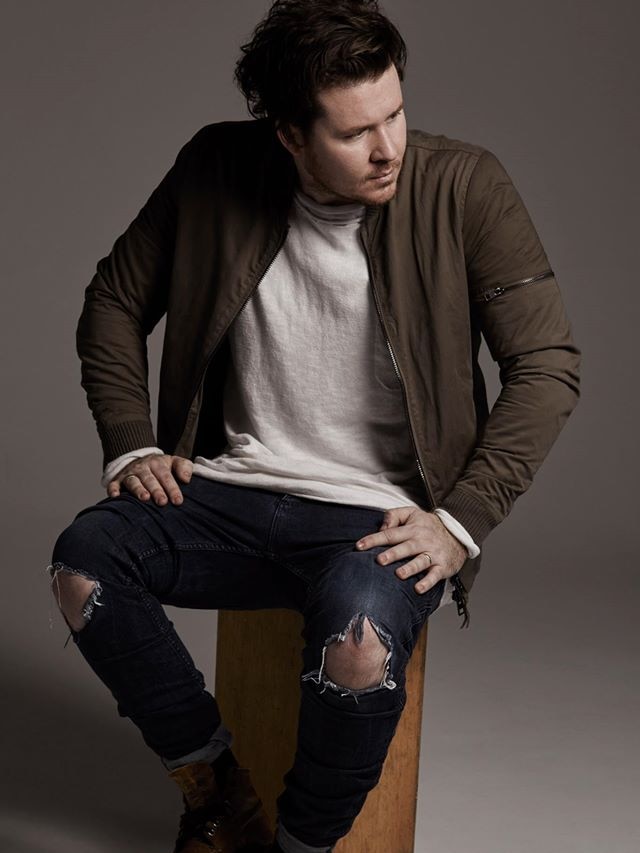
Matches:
[76,120,581,625]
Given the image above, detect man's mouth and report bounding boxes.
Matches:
[368,167,396,182]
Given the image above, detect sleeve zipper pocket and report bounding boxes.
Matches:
[473,268,555,303]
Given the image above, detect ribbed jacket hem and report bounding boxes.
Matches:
[98,420,158,468]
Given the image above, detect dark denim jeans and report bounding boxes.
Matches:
[49,474,444,849]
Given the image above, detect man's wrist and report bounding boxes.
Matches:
[433,508,481,559]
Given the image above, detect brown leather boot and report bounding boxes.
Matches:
[168,759,273,852]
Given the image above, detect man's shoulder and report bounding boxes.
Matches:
[403,129,507,193]
[180,118,274,153]
[407,128,488,160]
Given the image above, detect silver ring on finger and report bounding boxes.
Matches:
[123,474,139,484]
[421,551,433,566]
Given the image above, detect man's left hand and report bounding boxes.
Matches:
[355,507,467,595]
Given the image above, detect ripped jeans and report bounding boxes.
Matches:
[48,474,444,850]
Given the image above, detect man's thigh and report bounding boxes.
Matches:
[50,474,306,612]
[270,495,445,691]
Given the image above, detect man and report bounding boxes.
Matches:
[48,1,581,851]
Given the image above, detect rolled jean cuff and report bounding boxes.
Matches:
[276,820,333,853]
[159,723,233,771]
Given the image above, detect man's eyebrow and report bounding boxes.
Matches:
[339,102,404,135]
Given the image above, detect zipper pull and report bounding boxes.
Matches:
[476,269,555,303]
[450,574,471,629]
[483,286,504,302]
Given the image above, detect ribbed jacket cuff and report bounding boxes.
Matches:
[437,486,501,546]
[98,420,159,468]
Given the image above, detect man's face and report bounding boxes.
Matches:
[279,63,407,206]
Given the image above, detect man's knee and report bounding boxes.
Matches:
[49,566,102,632]
[323,613,391,691]
[49,519,109,632]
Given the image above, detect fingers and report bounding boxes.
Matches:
[357,511,448,560]
[108,454,193,506]
[172,455,194,483]
[356,528,436,591]
[379,506,413,530]
[394,551,432,577]
[122,468,164,503]
[356,509,460,595]
[356,523,419,552]
[150,465,184,505]
[386,549,443,595]
[372,535,425,567]
[413,568,443,595]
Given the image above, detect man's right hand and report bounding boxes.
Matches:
[107,454,194,506]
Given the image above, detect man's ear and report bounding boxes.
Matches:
[276,122,304,155]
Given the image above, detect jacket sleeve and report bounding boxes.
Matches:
[438,149,581,545]
[76,132,197,469]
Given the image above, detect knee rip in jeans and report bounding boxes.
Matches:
[46,561,104,647]
[301,612,396,704]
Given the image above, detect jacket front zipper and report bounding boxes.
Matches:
[359,231,471,629]
[475,268,554,303]
[176,225,290,451]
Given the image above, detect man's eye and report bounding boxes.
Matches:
[346,129,366,140]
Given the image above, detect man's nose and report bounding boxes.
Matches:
[370,128,398,163]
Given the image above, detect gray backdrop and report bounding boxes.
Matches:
[1,1,638,851]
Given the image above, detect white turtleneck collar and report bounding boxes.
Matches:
[293,187,366,226]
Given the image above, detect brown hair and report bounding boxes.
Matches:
[234,0,407,133]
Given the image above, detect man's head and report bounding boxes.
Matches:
[234,0,408,206]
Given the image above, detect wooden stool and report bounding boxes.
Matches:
[215,609,431,853]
